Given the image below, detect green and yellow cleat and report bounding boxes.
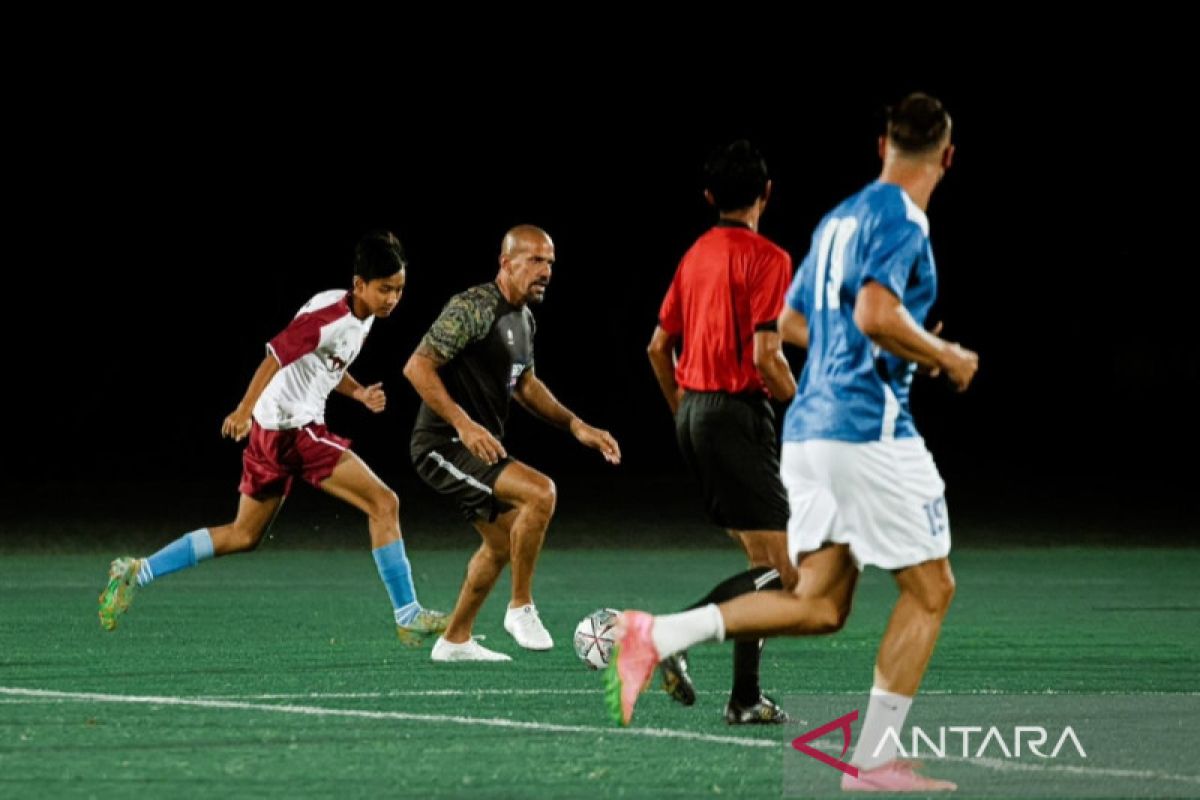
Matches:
[396,608,450,646]
[98,557,141,631]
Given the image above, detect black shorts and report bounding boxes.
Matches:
[675,390,789,531]
[411,432,513,522]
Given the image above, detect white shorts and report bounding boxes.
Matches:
[781,438,950,570]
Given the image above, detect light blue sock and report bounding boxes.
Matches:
[372,540,421,624]
[137,529,214,586]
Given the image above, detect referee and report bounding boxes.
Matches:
[647,140,797,724]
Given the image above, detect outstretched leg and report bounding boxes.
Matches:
[98,492,283,631]
[660,564,787,720]
[607,545,858,726]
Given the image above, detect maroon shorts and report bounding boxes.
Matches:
[238,421,351,498]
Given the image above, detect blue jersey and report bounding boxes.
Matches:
[783,181,937,443]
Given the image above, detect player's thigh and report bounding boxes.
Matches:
[781,442,845,560]
[796,543,858,608]
[318,451,395,515]
[492,460,555,511]
[733,529,798,589]
[230,492,286,538]
[825,439,951,571]
[412,438,510,522]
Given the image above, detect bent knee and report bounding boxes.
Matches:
[524,478,557,518]
[779,596,849,636]
[370,488,400,521]
[223,526,263,554]
[909,573,955,616]
[931,575,956,614]
[811,600,852,634]
[481,539,511,566]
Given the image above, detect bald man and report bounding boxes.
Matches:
[405,225,621,662]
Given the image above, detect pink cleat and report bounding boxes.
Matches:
[842,760,957,792]
[602,611,660,726]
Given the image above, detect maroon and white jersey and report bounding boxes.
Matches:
[253,290,375,430]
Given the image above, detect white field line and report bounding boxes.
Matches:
[0,686,775,749]
[3,686,1197,786]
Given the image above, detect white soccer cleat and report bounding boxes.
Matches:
[504,604,554,650]
[430,636,512,662]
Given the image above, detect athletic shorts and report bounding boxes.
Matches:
[675,390,790,531]
[239,421,350,498]
[411,432,512,522]
[781,437,950,570]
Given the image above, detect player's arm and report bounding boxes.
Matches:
[752,328,796,402]
[514,370,621,465]
[750,254,798,401]
[778,305,809,350]
[403,344,507,465]
[853,281,979,391]
[334,373,386,413]
[221,354,281,441]
[646,325,682,414]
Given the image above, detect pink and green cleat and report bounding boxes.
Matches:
[841,760,957,792]
[602,611,660,726]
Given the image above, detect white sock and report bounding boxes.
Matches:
[649,604,724,657]
[851,686,914,769]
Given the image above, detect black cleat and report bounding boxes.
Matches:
[724,694,790,725]
[658,651,697,706]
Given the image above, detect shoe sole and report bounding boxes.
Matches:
[725,713,791,725]
[503,622,554,651]
[396,628,434,646]
[603,645,625,725]
[509,639,553,651]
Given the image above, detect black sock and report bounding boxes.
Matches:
[685,566,785,706]
[686,566,780,609]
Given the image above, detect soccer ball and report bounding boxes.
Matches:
[573,607,620,670]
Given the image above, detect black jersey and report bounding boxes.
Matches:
[413,282,536,440]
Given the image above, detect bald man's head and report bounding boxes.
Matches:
[497,224,555,306]
[501,225,553,258]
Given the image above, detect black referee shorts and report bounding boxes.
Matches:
[675,390,790,532]
[411,431,513,523]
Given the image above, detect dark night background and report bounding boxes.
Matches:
[3,40,1194,549]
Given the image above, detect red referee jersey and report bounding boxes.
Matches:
[658,222,793,395]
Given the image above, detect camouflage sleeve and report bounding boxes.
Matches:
[419,287,497,364]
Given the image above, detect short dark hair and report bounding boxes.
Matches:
[354,230,407,281]
[703,139,769,212]
[886,93,952,154]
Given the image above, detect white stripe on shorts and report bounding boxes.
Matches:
[753,568,780,590]
[303,426,348,451]
[428,451,493,495]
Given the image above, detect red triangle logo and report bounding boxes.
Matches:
[791,709,859,777]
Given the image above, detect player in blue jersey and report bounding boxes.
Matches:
[606,93,977,792]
